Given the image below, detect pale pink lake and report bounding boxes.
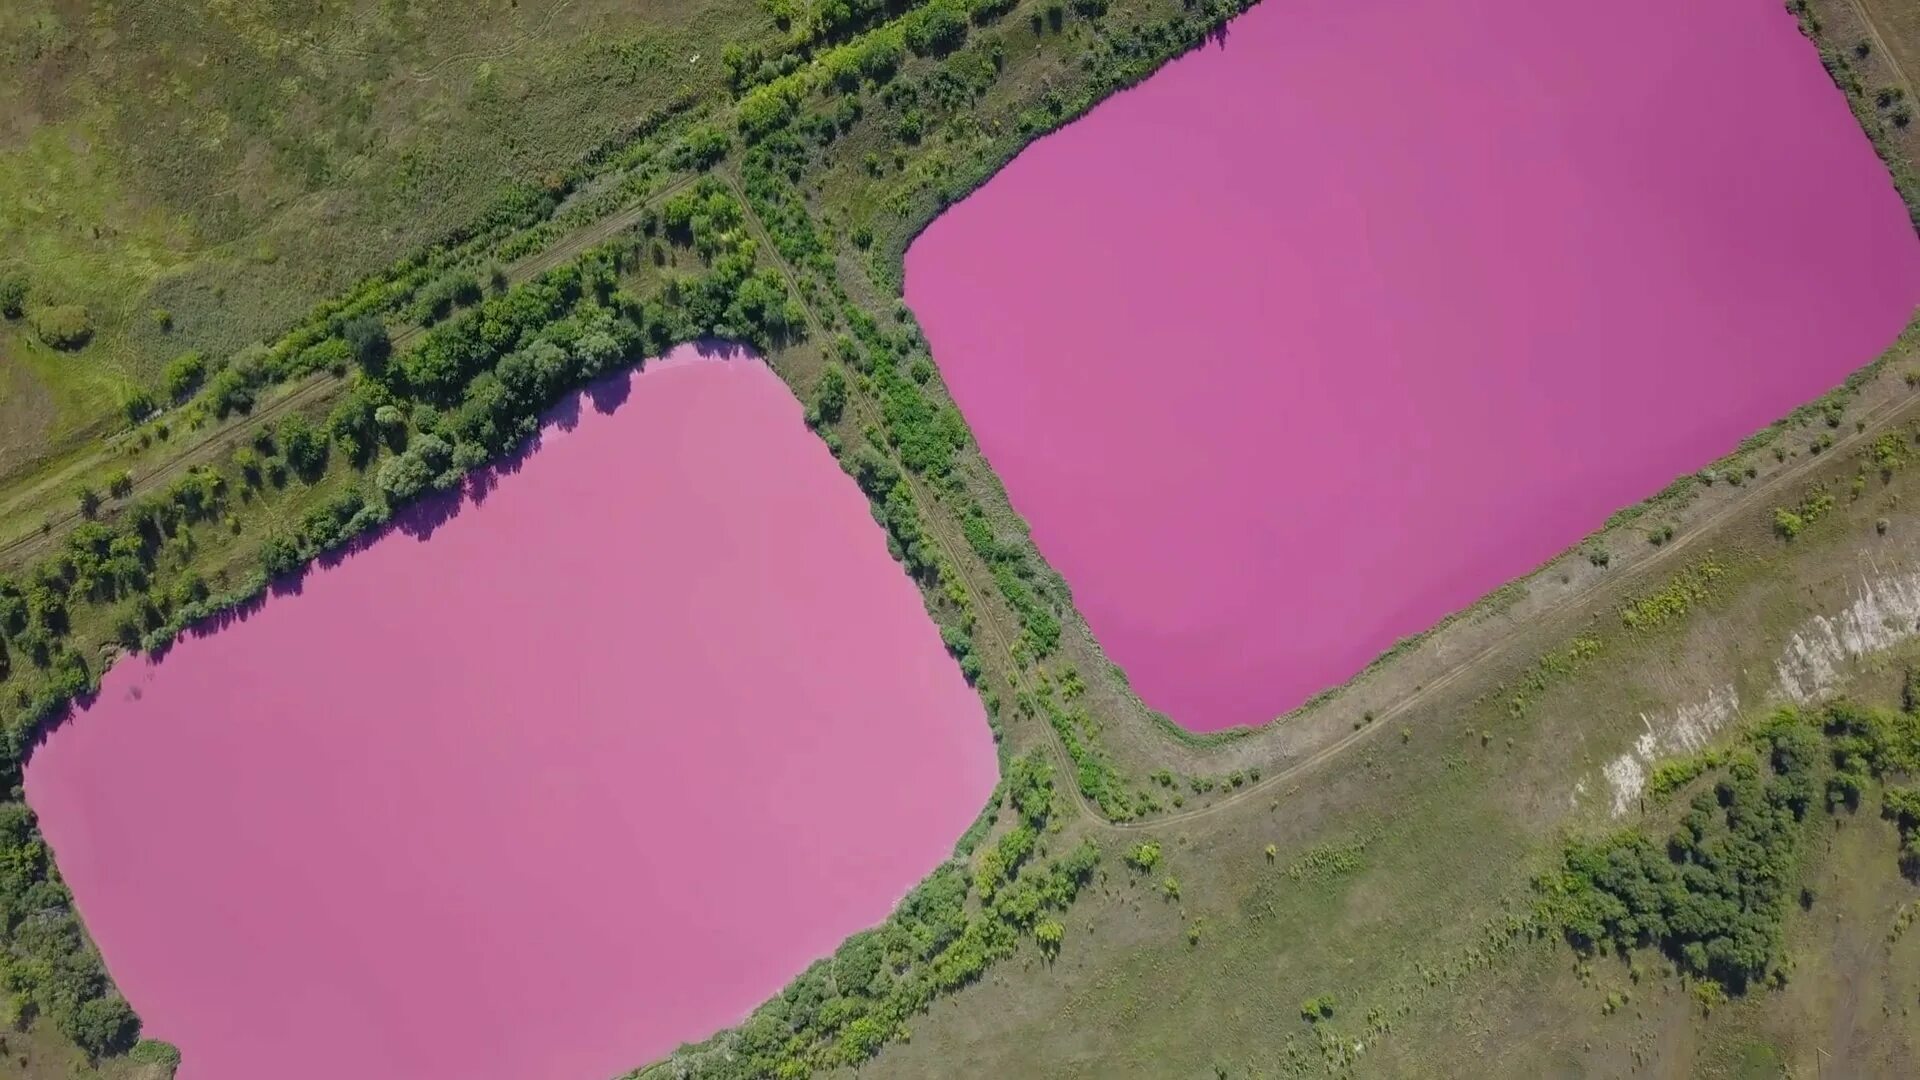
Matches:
[906,0,1920,732]
[25,346,996,1080]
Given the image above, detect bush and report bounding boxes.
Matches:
[278,415,329,481]
[812,365,849,425]
[0,271,26,318]
[376,452,433,502]
[343,315,391,370]
[904,4,968,56]
[32,304,93,349]
[1773,507,1805,540]
[122,390,157,424]
[60,995,140,1059]
[203,366,255,418]
[162,352,208,402]
[677,126,731,168]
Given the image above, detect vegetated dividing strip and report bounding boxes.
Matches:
[717,173,1109,828]
[0,172,702,573]
[727,171,1920,837]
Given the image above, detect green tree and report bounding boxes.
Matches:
[0,270,26,318]
[343,315,391,370]
[60,995,140,1059]
[32,304,93,349]
[1034,918,1064,958]
[162,352,208,401]
[277,415,329,481]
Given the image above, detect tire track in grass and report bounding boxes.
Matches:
[1851,0,1916,104]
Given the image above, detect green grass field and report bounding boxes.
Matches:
[1,0,1918,1077]
[0,0,775,474]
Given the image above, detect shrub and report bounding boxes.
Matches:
[32,304,93,349]
[277,416,329,481]
[162,352,208,402]
[0,271,27,318]
[1773,507,1805,539]
[122,391,157,424]
[60,995,141,1059]
[1034,918,1064,957]
[812,365,849,425]
[376,452,433,502]
[1124,840,1162,873]
[677,125,731,168]
[203,366,255,418]
[904,4,968,56]
[343,316,391,370]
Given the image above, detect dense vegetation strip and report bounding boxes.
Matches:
[1538,695,1920,1002]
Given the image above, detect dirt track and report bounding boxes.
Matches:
[0,173,698,573]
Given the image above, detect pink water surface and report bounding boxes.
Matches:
[24,345,996,1080]
[906,0,1920,732]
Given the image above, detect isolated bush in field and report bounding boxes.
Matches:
[1773,507,1805,539]
[161,352,207,402]
[1300,994,1337,1023]
[0,271,28,318]
[32,304,93,349]
[1124,840,1161,872]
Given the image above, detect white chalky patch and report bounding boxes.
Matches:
[1583,566,1920,816]
[1775,569,1920,703]
[1598,685,1740,816]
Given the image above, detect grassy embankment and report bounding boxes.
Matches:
[2,0,1919,1076]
